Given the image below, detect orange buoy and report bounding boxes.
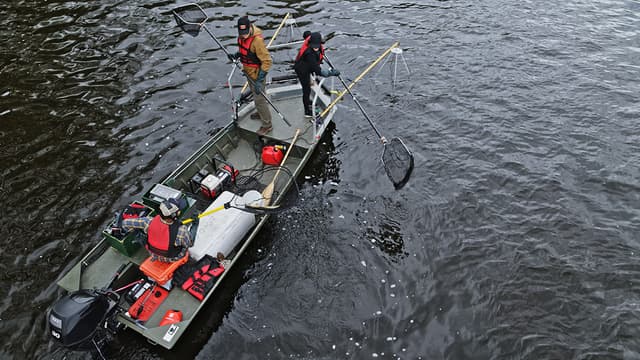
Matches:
[159,309,183,326]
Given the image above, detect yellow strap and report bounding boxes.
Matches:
[181,204,226,225]
[320,42,399,118]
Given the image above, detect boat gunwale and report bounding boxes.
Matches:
[55,84,338,349]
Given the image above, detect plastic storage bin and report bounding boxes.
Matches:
[103,201,154,256]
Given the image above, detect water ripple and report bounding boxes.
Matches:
[2,0,640,358]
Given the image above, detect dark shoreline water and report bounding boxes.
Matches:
[2,0,640,359]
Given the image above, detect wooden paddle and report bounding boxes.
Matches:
[262,128,301,205]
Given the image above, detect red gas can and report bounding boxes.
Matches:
[262,145,285,166]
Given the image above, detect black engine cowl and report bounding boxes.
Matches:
[49,289,111,349]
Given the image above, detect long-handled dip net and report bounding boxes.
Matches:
[172,3,292,126]
[324,54,414,189]
[173,4,207,37]
[381,137,414,189]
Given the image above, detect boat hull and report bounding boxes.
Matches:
[56,82,337,349]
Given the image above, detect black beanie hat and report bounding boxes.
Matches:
[309,32,322,48]
[238,16,251,35]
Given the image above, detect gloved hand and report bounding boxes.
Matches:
[254,69,267,93]
[253,80,262,94]
[256,69,267,83]
[227,52,240,61]
[320,68,340,77]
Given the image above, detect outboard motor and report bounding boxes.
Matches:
[48,265,126,355]
[48,289,117,349]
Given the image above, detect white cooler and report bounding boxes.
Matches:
[190,190,261,260]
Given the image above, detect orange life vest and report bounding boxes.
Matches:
[180,255,225,301]
[238,33,262,68]
[146,216,181,259]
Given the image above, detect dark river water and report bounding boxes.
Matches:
[2,0,640,359]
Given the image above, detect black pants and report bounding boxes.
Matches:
[295,69,312,116]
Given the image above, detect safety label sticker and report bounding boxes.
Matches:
[163,324,179,342]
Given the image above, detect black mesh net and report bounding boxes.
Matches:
[382,137,414,189]
[173,4,207,37]
[229,166,301,214]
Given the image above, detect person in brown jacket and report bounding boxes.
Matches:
[229,16,273,135]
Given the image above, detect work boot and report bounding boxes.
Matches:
[250,112,261,120]
[257,126,272,136]
[304,108,312,118]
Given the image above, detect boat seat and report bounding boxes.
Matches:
[140,252,189,285]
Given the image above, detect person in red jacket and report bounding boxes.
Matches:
[121,198,193,262]
[294,32,340,118]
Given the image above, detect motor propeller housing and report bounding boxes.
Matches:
[48,289,115,349]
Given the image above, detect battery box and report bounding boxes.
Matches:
[126,285,169,322]
[189,169,210,194]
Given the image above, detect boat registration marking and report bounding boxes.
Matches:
[163,324,179,342]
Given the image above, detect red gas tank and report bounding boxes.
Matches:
[261,145,285,166]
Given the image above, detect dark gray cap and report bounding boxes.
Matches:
[238,16,251,35]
